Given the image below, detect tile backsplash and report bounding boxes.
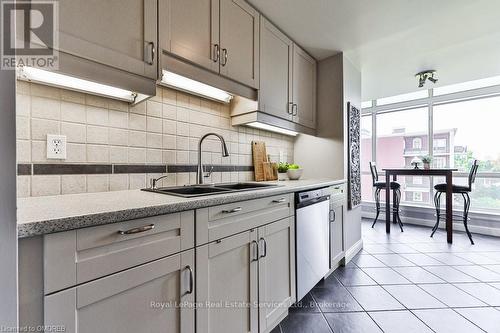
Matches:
[16,81,294,197]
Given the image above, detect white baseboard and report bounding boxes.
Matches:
[363,210,500,237]
[343,239,363,264]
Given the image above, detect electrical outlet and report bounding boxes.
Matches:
[46,134,67,159]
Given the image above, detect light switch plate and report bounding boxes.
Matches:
[46,134,67,159]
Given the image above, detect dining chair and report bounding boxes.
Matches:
[431,160,479,244]
[369,162,404,231]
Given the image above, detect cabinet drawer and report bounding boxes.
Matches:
[196,194,294,245]
[44,211,194,294]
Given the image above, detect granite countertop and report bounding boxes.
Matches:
[17,179,346,238]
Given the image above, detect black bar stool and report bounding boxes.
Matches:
[369,162,404,232]
[431,160,479,244]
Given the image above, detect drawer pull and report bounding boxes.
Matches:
[118,224,155,235]
[222,207,242,214]
[251,240,259,262]
[259,237,267,259]
[272,198,286,203]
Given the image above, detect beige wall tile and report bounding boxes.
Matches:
[147,133,162,149]
[86,106,109,126]
[162,119,176,135]
[146,149,162,163]
[146,100,162,117]
[163,150,176,164]
[17,140,31,162]
[129,131,146,147]
[87,126,108,144]
[32,175,61,196]
[176,173,189,186]
[61,101,86,123]
[162,135,176,150]
[110,174,129,191]
[16,81,31,95]
[16,94,31,117]
[85,95,108,108]
[87,145,109,163]
[61,175,86,194]
[162,88,176,105]
[31,141,47,162]
[60,90,86,104]
[31,118,59,140]
[87,175,109,193]
[16,116,30,140]
[109,110,129,129]
[17,176,31,198]
[176,151,189,164]
[129,113,146,131]
[128,147,146,163]
[66,143,86,163]
[31,84,60,99]
[147,116,162,133]
[110,146,128,163]
[129,174,146,189]
[109,128,128,146]
[130,102,146,115]
[32,96,60,120]
[108,99,129,112]
[61,122,86,143]
[162,103,176,120]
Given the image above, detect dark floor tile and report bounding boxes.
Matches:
[453,265,500,282]
[454,283,500,306]
[311,285,363,312]
[413,309,485,333]
[323,312,382,333]
[351,254,387,267]
[383,284,446,309]
[369,310,433,333]
[373,254,416,267]
[289,293,320,313]
[270,324,282,333]
[418,284,486,307]
[280,313,332,333]
[315,274,344,289]
[399,253,445,266]
[454,307,500,333]
[423,266,478,283]
[393,266,445,284]
[347,286,405,311]
[333,268,377,286]
[361,267,411,285]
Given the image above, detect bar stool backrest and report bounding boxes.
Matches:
[369,162,378,186]
[468,160,479,191]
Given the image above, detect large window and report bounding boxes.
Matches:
[361,75,500,213]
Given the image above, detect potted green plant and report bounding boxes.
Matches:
[421,155,432,169]
[287,163,303,180]
[277,162,289,181]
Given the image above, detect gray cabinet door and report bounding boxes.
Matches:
[330,203,345,266]
[196,229,259,333]
[292,44,317,129]
[58,0,157,79]
[259,17,293,121]
[219,0,260,88]
[159,0,220,73]
[258,217,296,333]
[44,250,195,333]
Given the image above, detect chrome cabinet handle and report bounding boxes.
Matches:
[145,41,155,65]
[292,103,298,116]
[288,102,294,114]
[185,265,194,294]
[213,44,220,62]
[221,48,228,66]
[259,237,267,258]
[272,198,286,203]
[118,223,155,235]
[251,240,259,262]
[222,207,242,214]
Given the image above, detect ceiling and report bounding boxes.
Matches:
[248,0,500,100]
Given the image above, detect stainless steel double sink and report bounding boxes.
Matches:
[142,182,279,197]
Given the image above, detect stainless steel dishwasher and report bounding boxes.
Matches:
[295,188,331,301]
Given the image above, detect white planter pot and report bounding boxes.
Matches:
[287,169,303,180]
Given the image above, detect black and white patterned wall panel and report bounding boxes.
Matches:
[348,102,361,209]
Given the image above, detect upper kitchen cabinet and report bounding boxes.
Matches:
[159,0,219,73]
[159,0,259,89]
[259,17,293,121]
[292,44,317,129]
[58,0,157,80]
[219,0,260,88]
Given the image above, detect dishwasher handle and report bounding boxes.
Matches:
[296,195,330,209]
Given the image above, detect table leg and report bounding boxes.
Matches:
[385,171,391,233]
[446,171,453,243]
[392,175,398,224]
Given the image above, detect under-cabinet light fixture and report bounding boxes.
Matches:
[16,66,148,104]
[160,70,233,103]
[246,122,298,136]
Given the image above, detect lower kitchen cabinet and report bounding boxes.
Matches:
[44,249,195,333]
[257,217,296,333]
[329,185,346,269]
[196,217,295,333]
[196,229,259,333]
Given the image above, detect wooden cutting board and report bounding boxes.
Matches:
[252,141,267,181]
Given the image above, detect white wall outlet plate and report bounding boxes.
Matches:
[46,134,67,159]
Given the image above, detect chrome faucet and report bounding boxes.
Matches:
[197,133,229,184]
[149,175,168,190]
